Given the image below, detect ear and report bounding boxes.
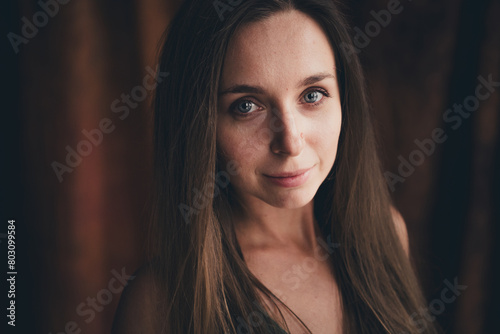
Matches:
[390,206,410,257]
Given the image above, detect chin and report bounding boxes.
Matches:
[261,184,319,209]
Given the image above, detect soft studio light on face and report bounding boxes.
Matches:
[216,10,342,210]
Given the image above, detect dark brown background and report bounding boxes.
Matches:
[1,0,499,333]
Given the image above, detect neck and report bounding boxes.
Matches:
[232,198,321,254]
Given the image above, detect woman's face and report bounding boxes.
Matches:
[217,10,342,210]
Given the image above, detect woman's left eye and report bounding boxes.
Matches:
[303,89,328,104]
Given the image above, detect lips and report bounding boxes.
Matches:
[265,167,313,178]
[263,166,314,187]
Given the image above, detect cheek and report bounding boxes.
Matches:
[311,109,342,161]
[217,121,262,173]
[217,115,273,164]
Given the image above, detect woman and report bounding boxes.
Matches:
[112,0,439,333]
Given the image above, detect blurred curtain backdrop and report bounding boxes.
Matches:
[3,0,499,333]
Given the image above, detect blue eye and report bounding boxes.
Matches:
[233,100,259,114]
[304,91,323,103]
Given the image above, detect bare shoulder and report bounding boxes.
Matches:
[390,205,410,257]
[111,263,162,334]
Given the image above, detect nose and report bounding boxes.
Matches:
[269,108,304,156]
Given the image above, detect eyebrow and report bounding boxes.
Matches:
[218,72,336,96]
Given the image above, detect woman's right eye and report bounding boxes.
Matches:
[231,100,260,115]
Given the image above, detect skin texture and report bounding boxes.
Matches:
[217,10,344,333]
[217,10,342,253]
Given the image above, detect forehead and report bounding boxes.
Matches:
[221,10,336,86]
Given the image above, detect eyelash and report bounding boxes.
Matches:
[302,88,330,106]
[229,87,330,116]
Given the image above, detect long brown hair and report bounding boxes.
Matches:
[148,0,439,333]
